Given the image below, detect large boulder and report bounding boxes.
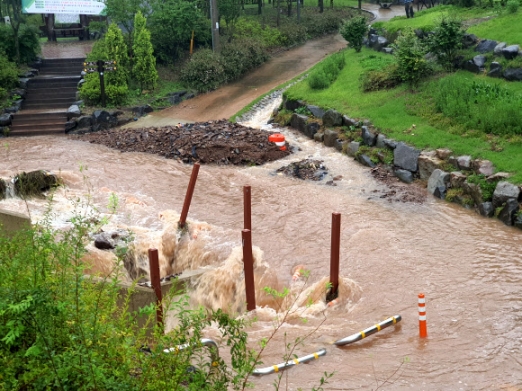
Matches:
[347,141,360,157]
[435,148,452,160]
[462,181,483,205]
[494,42,506,55]
[304,122,320,139]
[492,181,520,207]
[357,154,376,168]
[427,169,450,198]
[67,104,81,119]
[457,155,472,170]
[361,126,376,147]
[502,45,520,60]
[13,170,59,197]
[0,113,12,126]
[394,142,420,172]
[290,113,308,134]
[77,115,93,129]
[376,134,386,149]
[342,116,357,127]
[488,62,503,78]
[462,33,478,48]
[498,199,520,226]
[478,202,495,218]
[418,151,444,180]
[503,68,522,82]
[450,171,466,188]
[93,110,117,127]
[283,98,304,111]
[306,105,325,119]
[369,34,388,51]
[395,169,414,184]
[475,39,497,53]
[472,159,494,176]
[323,129,338,147]
[322,109,343,127]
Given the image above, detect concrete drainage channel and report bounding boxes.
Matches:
[164,315,402,376]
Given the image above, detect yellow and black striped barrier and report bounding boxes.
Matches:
[333,315,402,346]
[251,348,327,376]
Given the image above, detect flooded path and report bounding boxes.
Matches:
[2,125,522,389]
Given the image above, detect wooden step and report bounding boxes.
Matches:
[8,127,66,137]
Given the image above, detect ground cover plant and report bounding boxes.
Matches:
[284,45,522,183]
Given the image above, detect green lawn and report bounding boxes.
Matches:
[284,48,522,183]
[468,11,522,42]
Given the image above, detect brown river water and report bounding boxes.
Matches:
[2,118,522,390]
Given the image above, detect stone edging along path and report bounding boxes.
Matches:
[275,97,522,230]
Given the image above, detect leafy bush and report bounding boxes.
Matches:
[149,0,212,63]
[507,0,519,13]
[433,76,522,135]
[0,24,40,64]
[80,24,130,106]
[301,9,346,37]
[0,53,19,90]
[308,51,346,90]
[233,18,284,48]
[467,173,498,201]
[180,49,226,92]
[392,28,432,88]
[132,12,158,90]
[340,16,368,53]
[277,22,308,47]
[0,206,257,390]
[426,15,464,72]
[360,64,401,92]
[220,38,268,82]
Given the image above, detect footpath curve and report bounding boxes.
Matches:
[123,3,404,129]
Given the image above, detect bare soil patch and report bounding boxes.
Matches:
[370,165,427,203]
[73,119,290,165]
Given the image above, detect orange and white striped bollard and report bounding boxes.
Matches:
[418,293,427,338]
[292,265,304,282]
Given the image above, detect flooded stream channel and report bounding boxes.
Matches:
[2,96,522,389]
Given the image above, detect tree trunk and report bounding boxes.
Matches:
[287,0,291,17]
[319,0,324,12]
[258,0,262,14]
[276,0,280,26]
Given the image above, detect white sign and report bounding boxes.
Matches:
[22,0,106,15]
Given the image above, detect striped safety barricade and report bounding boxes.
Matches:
[333,315,402,346]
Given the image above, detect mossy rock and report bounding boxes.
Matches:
[14,170,60,198]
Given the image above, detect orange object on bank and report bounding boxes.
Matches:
[268,133,286,151]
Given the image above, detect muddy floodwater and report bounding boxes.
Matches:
[2,117,522,390]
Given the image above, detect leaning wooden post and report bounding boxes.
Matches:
[179,163,200,229]
[242,229,256,311]
[244,185,251,231]
[148,248,163,327]
[327,212,341,302]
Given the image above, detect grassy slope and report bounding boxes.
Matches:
[282,5,522,184]
[468,11,522,43]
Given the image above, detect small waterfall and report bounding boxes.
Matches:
[5,179,16,198]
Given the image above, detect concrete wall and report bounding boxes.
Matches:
[0,208,31,237]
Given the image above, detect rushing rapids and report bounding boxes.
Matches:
[2,104,522,389]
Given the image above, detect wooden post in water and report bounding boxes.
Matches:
[244,186,251,231]
[242,229,256,311]
[179,163,200,229]
[148,248,163,327]
[328,212,341,302]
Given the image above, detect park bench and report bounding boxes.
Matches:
[52,24,89,41]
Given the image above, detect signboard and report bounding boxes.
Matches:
[22,0,106,15]
[55,13,80,23]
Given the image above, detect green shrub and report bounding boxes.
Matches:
[360,64,401,92]
[308,51,346,90]
[0,24,40,64]
[180,49,226,92]
[278,22,308,47]
[467,173,498,201]
[340,16,368,53]
[0,53,19,90]
[392,28,432,88]
[132,12,158,90]
[433,76,522,135]
[301,8,347,37]
[426,15,464,72]
[233,18,284,48]
[507,0,519,13]
[220,38,269,82]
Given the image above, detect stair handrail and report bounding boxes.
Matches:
[333,315,402,346]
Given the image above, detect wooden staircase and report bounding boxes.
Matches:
[10,58,84,137]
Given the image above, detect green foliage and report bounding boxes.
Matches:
[295,106,311,115]
[308,51,346,90]
[0,198,260,390]
[392,28,431,88]
[360,64,400,92]
[507,0,519,13]
[149,0,211,63]
[220,38,269,82]
[433,76,522,135]
[340,16,369,53]
[0,24,40,64]
[0,53,19,91]
[301,9,347,37]
[80,24,130,106]
[277,22,308,47]
[132,12,158,90]
[467,173,498,201]
[180,49,226,92]
[219,0,241,29]
[232,18,284,48]
[104,0,149,39]
[426,15,464,72]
